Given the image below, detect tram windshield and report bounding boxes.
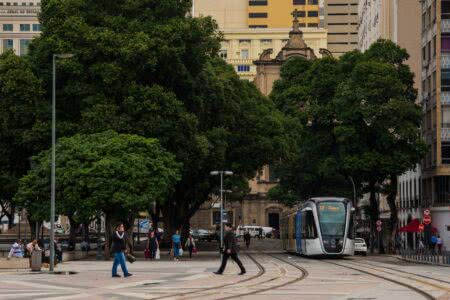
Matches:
[317,202,346,237]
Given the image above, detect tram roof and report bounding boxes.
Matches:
[308,197,350,202]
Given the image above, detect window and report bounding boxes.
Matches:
[219,50,227,59]
[443,35,450,52]
[261,39,272,43]
[249,0,268,5]
[301,210,317,239]
[249,25,268,28]
[329,13,348,16]
[237,65,250,72]
[241,49,249,59]
[212,210,234,225]
[442,106,450,128]
[308,11,318,17]
[442,69,450,91]
[3,24,13,31]
[294,10,305,17]
[249,12,267,18]
[19,24,30,31]
[442,143,450,164]
[308,0,318,4]
[308,23,318,27]
[329,32,348,35]
[2,39,13,51]
[19,39,29,55]
[442,0,450,19]
[293,0,305,4]
[32,24,40,31]
[328,22,348,25]
[317,202,346,237]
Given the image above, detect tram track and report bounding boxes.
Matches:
[323,259,438,300]
[147,253,266,300]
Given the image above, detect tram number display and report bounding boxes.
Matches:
[319,204,342,212]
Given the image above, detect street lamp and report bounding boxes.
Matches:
[210,171,233,255]
[50,53,74,272]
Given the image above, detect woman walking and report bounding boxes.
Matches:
[111,223,132,278]
[146,231,159,260]
[185,234,196,259]
[172,230,182,261]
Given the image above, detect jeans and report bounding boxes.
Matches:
[112,252,129,276]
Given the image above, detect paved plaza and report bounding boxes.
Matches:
[0,253,449,300]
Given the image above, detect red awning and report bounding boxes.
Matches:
[398,218,437,233]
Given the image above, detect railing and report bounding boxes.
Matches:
[401,249,450,266]
[441,54,450,68]
[441,128,450,141]
[442,19,450,33]
[441,91,450,105]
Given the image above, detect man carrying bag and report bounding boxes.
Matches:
[214,223,246,275]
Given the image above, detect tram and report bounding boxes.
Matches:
[281,197,354,257]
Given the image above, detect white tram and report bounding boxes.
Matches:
[281,197,354,257]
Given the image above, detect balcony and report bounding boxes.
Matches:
[441,127,450,141]
[443,19,450,33]
[441,54,450,68]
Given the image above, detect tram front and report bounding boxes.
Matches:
[317,200,351,254]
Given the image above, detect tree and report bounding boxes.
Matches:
[0,51,45,229]
[334,40,427,252]
[26,0,286,237]
[14,131,181,257]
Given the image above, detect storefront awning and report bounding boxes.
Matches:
[398,218,437,233]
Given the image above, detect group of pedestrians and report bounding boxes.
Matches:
[8,238,63,266]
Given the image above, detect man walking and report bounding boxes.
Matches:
[214,223,246,275]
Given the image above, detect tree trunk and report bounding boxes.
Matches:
[150,203,161,230]
[368,180,379,254]
[386,174,398,254]
[103,213,112,260]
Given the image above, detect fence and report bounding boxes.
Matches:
[401,249,450,266]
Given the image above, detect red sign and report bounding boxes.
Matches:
[424,209,431,216]
[376,226,382,232]
[376,220,382,226]
[423,215,432,225]
[418,223,425,232]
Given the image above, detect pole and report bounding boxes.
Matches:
[220,172,224,255]
[137,218,140,244]
[18,210,21,240]
[96,211,103,260]
[349,176,356,208]
[50,54,57,272]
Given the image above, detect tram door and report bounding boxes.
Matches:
[295,211,302,254]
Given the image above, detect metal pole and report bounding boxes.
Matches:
[50,54,56,272]
[18,210,21,240]
[137,218,140,244]
[96,211,103,260]
[220,172,224,254]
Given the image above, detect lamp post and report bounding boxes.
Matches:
[210,171,233,255]
[50,53,74,272]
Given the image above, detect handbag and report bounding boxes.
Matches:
[178,248,183,256]
[144,249,150,259]
[193,247,198,254]
[155,248,160,260]
[126,254,136,263]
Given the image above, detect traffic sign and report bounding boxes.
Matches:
[424,209,430,216]
[423,215,431,225]
[418,223,424,232]
[376,220,382,226]
[376,226,382,232]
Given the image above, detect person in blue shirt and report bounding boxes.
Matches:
[431,234,438,253]
[172,230,182,261]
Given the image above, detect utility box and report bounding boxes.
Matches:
[31,250,42,271]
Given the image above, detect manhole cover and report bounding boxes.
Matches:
[52,271,78,275]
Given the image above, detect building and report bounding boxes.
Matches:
[420,0,450,251]
[323,0,359,56]
[193,0,328,80]
[0,1,41,56]
[218,28,327,81]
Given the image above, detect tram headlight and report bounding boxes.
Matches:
[338,239,343,245]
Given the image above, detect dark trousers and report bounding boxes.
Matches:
[149,246,157,260]
[218,252,245,273]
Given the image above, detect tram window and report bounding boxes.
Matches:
[302,211,317,239]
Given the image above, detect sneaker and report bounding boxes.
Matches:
[124,273,133,278]
[213,271,223,275]
[112,274,121,278]
[238,270,246,275]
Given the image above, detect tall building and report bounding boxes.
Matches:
[421,0,450,251]
[193,0,328,80]
[0,1,41,56]
[323,0,359,56]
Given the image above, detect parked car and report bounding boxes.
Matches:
[192,229,214,241]
[354,238,367,256]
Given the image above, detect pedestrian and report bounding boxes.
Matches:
[244,230,251,250]
[146,231,159,260]
[214,223,246,275]
[258,227,263,240]
[436,235,443,254]
[55,238,63,263]
[185,233,196,259]
[172,229,182,261]
[431,234,438,253]
[26,239,41,268]
[111,223,132,278]
[7,239,24,259]
[418,239,425,253]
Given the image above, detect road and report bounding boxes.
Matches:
[0,253,448,300]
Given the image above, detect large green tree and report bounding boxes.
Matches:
[24,0,285,235]
[14,130,181,256]
[0,51,45,228]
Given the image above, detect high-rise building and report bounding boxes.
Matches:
[0,1,41,56]
[323,0,359,56]
[193,0,328,80]
[421,0,450,251]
